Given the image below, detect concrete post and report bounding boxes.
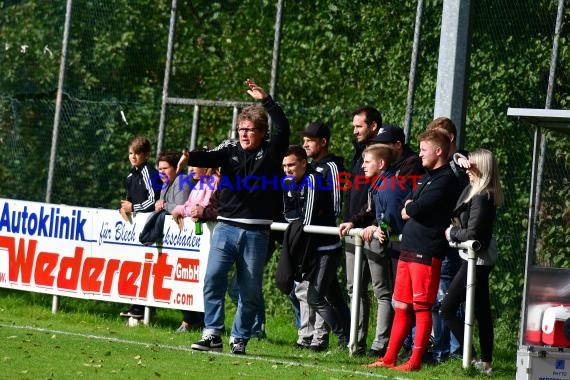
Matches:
[433,0,473,149]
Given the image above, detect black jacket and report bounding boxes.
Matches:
[449,185,496,250]
[275,220,315,294]
[138,210,167,246]
[187,96,289,228]
[311,153,345,218]
[400,164,461,261]
[343,140,368,222]
[394,145,425,190]
[126,162,161,213]
[282,167,340,248]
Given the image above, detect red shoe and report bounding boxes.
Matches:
[364,357,395,368]
[392,361,420,372]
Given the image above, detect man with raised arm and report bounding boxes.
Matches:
[186,79,290,355]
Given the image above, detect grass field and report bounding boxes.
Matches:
[0,290,518,379]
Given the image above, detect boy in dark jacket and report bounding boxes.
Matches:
[119,136,160,319]
[120,136,160,216]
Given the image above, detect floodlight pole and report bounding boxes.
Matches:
[48,0,73,315]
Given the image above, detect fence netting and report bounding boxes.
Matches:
[1,0,569,319]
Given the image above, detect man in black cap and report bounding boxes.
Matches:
[292,121,345,351]
[371,124,424,190]
[298,121,345,218]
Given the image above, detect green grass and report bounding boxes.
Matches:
[0,290,517,379]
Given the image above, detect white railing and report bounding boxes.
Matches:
[271,222,480,368]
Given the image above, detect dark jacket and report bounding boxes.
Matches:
[348,166,410,236]
[126,162,161,213]
[311,153,345,218]
[139,210,167,246]
[187,96,289,228]
[343,140,368,222]
[400,164,461,262]
[448,185,496,250]
[394,145,425,191]
[276,220,315,294]
[282,167,340,249]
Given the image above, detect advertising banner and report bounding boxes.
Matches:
[0,198,210,311]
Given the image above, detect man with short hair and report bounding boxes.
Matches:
[425,116,469,362]
[366,128,461,371]
[343,105,382,355]
[188,79,289,355]
[299,121,345,218]
[279,145,350,350]
[292,121,345,351]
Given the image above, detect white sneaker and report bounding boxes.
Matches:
[473,360,493,376]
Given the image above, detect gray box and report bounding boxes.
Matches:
[517,348,570,380]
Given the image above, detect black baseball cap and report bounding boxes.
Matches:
[296,121,331,140]
[371,124,405,143]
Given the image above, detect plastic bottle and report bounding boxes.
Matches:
[195,220,202,235]
[194,203,203,235]
[379,212,389,242]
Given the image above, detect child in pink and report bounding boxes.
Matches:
[172,166,220,225]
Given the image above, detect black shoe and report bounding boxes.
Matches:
[230,339,246,355]
[294,342,310,349]
[367,348,386,358]
[191,334,223,352]
[309,344,328,352]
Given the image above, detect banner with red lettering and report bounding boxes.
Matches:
[0,198,210,311]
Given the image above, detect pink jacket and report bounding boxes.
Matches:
[173,174,220,220]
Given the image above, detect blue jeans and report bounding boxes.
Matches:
[228,271,266,336]
[289,286,301,329]
[432,249,462,361]
[202,222,269,341]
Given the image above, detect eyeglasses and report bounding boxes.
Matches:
[238,127,260,135]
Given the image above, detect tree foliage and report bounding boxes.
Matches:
[1,0,569,317]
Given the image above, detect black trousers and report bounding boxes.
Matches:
[439,261,494,362]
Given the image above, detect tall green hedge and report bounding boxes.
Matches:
[1,0,569,318]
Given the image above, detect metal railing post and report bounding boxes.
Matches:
[190,104,200,151]
[462,245,477,368]
[348,233,364,356]
[449,239,480,368]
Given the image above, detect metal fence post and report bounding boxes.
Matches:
[49,0,74,315]
[462,244,477,368]
[348,233,364,356]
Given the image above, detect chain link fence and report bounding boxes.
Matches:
[1,0,569,320]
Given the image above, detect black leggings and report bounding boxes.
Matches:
[439,261,494,362]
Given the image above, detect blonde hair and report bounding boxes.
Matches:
[363,143,396,167]
[418,128,452,159]
[466,148,504,207]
